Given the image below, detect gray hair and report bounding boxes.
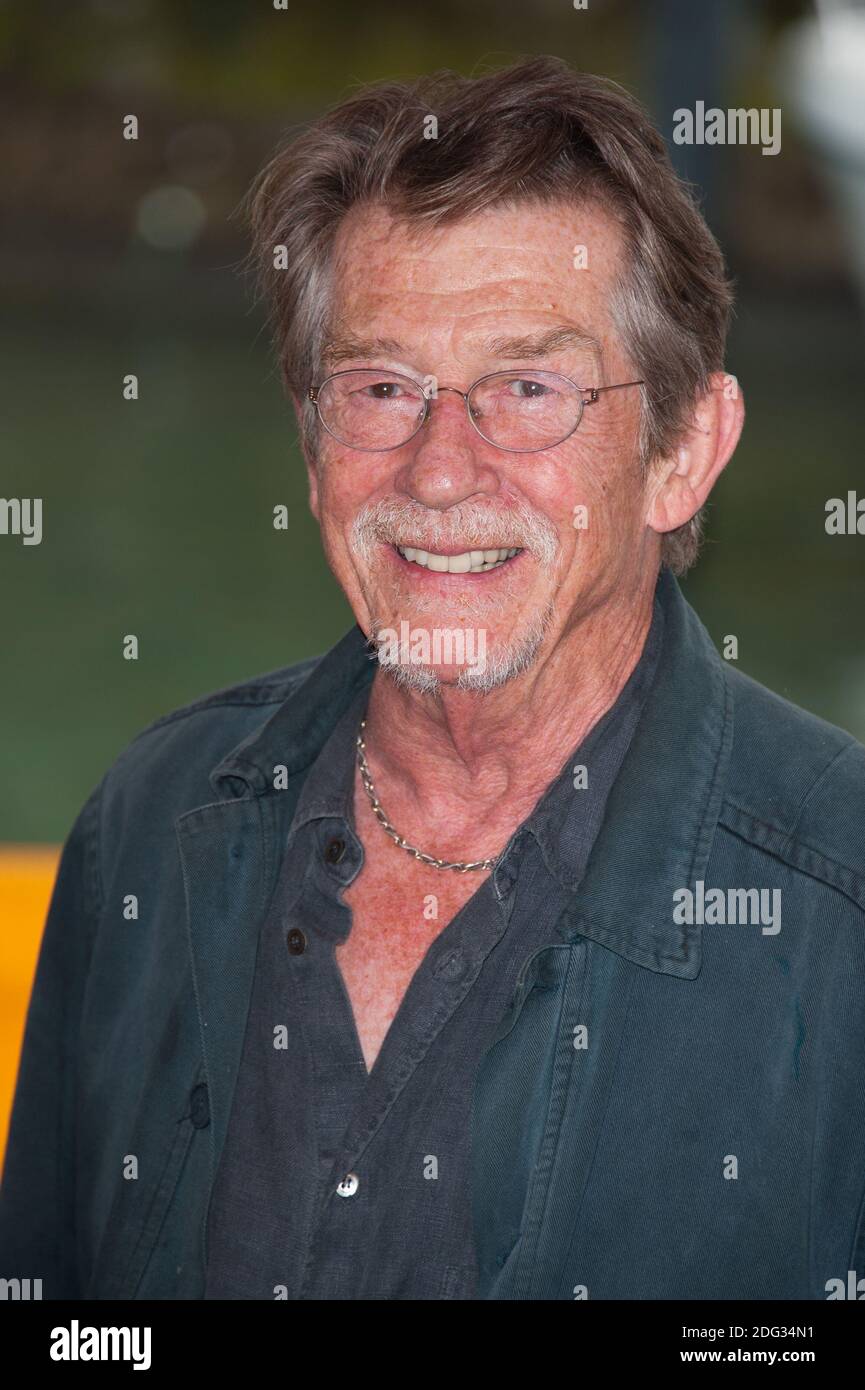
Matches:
[243,56,734,574]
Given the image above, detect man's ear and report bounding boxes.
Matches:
[290,389,320,521]
[646,372,745,536]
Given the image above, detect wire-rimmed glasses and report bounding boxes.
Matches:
[308,368,645,454]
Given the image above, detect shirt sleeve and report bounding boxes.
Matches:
[0,779,104,1299]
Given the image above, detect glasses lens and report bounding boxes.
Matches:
[468,371,583,451]
[317,370,426,450]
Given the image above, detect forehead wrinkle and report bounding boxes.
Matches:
[326,254,611,377]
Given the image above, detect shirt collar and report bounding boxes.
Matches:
[514,591,664,896]
[286,683,367,840]
[210,569,732,979]
[209,623,375,797]
[551,568,733,978]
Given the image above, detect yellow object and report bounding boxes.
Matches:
[0,846,60,1173]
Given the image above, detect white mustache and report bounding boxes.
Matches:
[350,497,559,566]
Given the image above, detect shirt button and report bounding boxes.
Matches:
[324,836,346,864]
[286,927,306,955]
[336,1172,359,1198]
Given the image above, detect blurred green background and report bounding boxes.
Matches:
[1,0,864,841]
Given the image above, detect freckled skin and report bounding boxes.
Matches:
[340,761,495,1073]
[307,201,744,1071]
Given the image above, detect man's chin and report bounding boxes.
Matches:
[367,608,554,695]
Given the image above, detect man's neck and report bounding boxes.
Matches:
[358,580,657,866]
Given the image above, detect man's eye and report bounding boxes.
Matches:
[508,378,553,398]
[364,381,405,399]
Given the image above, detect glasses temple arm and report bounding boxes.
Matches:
[584,379,645,402]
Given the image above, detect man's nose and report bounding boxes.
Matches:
[395,389,500,510]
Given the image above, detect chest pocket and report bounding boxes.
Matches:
[470,942,584,1296]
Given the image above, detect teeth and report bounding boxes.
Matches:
[395,545,520,574]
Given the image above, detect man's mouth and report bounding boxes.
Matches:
[394,544,522,574]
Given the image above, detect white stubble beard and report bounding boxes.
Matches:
[352,496,563,695]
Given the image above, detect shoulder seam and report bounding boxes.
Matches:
[787,742,860,839]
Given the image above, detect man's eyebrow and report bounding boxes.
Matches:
[322,335,406,366]
[320,325,603,369]
[483,325,603,360]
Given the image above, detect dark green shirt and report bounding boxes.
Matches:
[4,569,865,1299]
[203,598,664,1299]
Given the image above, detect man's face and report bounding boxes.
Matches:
[305,198,656,691]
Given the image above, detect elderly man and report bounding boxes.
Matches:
[2,57,864,1303]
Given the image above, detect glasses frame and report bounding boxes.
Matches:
[308,367,645,454]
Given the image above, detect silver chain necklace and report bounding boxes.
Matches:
[356,717,498,873]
